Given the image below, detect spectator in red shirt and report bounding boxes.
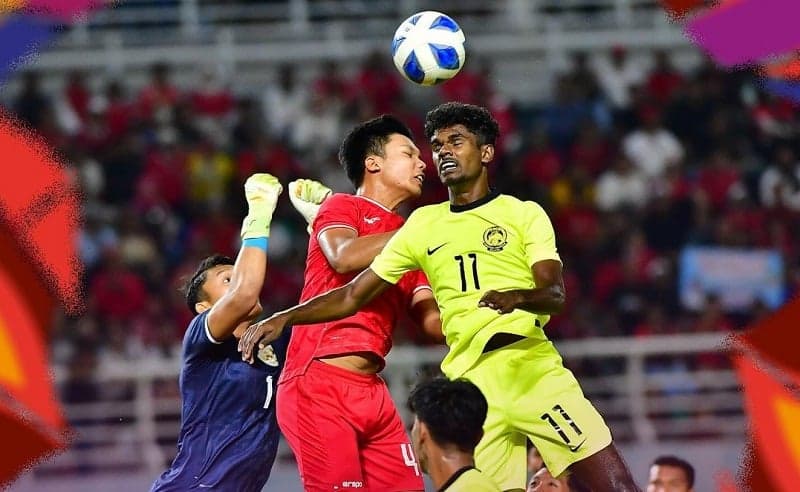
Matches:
[138,62,180,124]
[104,80,136,141]
[695,148,742,212]
[134,130,188,213]
[348,49,403,114]
[312,60,349,103]
[438,59,488,106]
[89,249,148,321]
[189,67,234,119]
[186,207,240,259]
[520,126,563,187]
[569,120,613,177]
[646,50,684,106]
[65,69,91,123]
[237,135,300,184]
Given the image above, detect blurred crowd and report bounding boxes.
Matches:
[4,46,800,400]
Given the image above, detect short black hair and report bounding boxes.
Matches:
[424,102,500,147]
[181,254,235,315]
[407,377,487,453]
[652,455,695,487]
[338,114,414,188]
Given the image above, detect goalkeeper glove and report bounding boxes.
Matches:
[288,179,332,234]
[241,173,283,239]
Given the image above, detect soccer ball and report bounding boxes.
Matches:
[391,11,466,86]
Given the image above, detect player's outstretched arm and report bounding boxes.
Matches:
[238,268,391,363]
[409,289,445,344]
[206,174,282,341]
[478,259,566,315]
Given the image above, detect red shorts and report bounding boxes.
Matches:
[277,359,423,492]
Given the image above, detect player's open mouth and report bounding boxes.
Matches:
[414,174,425,185]
[439,160,458,174]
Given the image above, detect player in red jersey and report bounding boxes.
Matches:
[274,115,443,492]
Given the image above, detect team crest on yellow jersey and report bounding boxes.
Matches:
[483,226,508,252]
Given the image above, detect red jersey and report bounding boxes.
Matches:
[280,194,430,382]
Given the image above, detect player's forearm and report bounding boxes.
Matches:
[510,285,566,315]
[281,269,390,326]
[229,245,268,309]
[232,245,267,298]
[281,284,361,325]
[326,231,396,274]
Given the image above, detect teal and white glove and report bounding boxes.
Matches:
[288,179,332,234]
[241,173,283,239]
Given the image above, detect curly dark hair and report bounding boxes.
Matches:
[338,114,414,188]
[181,254,235,315]
[408,377,488,453]
[424,102,500,146]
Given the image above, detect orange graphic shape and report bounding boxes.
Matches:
[0,0,26,14]
[734,355,800,492]
[0,317,25,389]
[0,265,63,431]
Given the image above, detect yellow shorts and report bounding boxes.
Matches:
[461,336,612,491]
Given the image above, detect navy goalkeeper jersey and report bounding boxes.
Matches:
[150,311,290,491]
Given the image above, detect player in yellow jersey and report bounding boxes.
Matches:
[407,377,500,492]
[239,102,640,492]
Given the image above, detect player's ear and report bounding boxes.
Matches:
[365,155,381,175]
[417,420,432,444]
[195,301,212,314]
[480,144,494,164]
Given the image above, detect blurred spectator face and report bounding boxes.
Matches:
[654,50,671,71]
[640,106,662,130]
[572,51,588,70]
[22,70,41,93]
[152,62,170,86]
[612,46,627,67]
[278,64,295,91]
[528,467,570,492]
[371,133,426,199]
[613,155,634,175]
[647,464,693,492]
[775,145,796,171]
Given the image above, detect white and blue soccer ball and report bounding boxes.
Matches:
[391,11,466,86]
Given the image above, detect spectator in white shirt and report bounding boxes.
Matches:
[593,46,646,110]
[262,63,306,141]
[759,143,800,211]
[595,154,649,212]
[623,106,684,179]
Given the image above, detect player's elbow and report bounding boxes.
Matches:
[329,258,356,275]
[548,285,566,313]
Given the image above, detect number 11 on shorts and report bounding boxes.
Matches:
[400,443,421,476]
[541,404,584,448]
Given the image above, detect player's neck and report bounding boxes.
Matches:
[448,178,491,206]
[356,182,407,212]
[427,450,475,491]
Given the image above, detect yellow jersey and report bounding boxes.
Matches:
[371,192,562,378]
[439,466,501,492]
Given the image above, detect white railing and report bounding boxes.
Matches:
[31,333,743,484]
[22,0,690,97]
[65,0,672,46]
